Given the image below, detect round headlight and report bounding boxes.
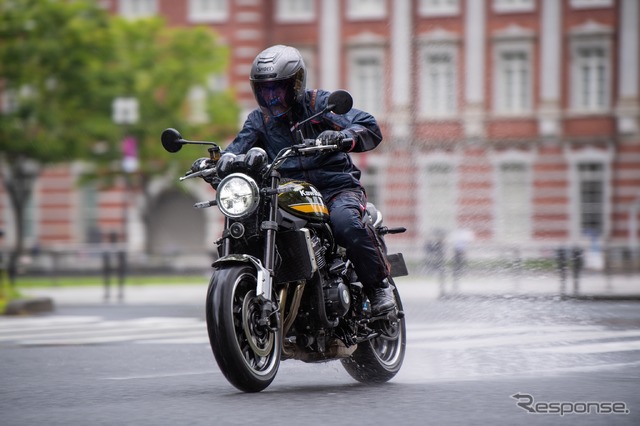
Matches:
[216,173,260,219]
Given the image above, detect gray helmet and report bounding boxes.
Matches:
[250,45,306,118]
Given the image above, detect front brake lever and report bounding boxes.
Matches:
[180,168,215,181]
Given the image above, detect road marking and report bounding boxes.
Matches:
[1,315,639,357]
[532,339,640,354]
[0,316,206,346]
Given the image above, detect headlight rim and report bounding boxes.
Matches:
[216,173,260,219]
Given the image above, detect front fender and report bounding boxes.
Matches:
[213,254,273,300]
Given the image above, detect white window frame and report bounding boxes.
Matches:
[570,0,613,9]
[352,153,387,211]
[418,154,459,241]
[78,182,101,244]
[576,162,607,239]
[275,0,315,23]
[346,0,387,21]
[570,41,611,113]
[348,46,385,116]
[566,146,613,241]
[494,161,532,242]
[569,22,613,114]
[493,0,535,14]
[419,42,458,119]
[187,86,208,124]
[493,42,533,115]
[1,88,18,114]
[419,0,460,17]
[187,0,228,23]
[296,47,316,90]
[118,0,157,19]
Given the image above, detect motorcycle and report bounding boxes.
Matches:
[160,90,408,392]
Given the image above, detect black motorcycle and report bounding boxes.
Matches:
[161,90,408,392]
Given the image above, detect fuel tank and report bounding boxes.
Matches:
[277,180,329,222]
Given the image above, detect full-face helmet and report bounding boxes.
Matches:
[250,45,306,118]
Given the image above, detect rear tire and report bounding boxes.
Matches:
[341,282,405,383]
[206,265,280,392]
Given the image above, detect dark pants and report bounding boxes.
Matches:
[327,190,390,289]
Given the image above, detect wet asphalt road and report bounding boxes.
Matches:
[1,296,639,425]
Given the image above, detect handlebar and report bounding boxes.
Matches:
[265,138,351,176]
[180,166,216,181]
[180,137,354,182]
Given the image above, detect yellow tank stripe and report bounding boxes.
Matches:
[291,204,329,215]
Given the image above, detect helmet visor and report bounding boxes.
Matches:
[251,77,297,118]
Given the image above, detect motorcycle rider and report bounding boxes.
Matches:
[223,45,395,315]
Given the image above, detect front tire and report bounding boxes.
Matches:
[206,265,280,392]
[341,281,406,383]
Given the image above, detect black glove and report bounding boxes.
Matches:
[188,157,219,186]
[317,130,354,152]
[190,157,213,173]
[317,130,345,146]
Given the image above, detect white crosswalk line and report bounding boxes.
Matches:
[410,329,640,350]
[532,340,640,354]
[0,316,207,346]
[0,316,639,355]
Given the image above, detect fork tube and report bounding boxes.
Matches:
[263,171,281,272]
[222,217,232,256]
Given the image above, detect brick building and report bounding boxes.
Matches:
[1,0,639,268]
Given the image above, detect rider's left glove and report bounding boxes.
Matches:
[317,130,353,152]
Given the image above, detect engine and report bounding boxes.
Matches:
[323,276,351,318]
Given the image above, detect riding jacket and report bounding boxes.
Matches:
[224,89,383,201]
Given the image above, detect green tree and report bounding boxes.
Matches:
[0,0,239,290]
[96,16,238,253]
[0,0,117,285]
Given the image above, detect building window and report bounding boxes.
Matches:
[118,0,157,19]
[495,49,531,114]
[349,49,384,115]
[577,162,605,237]
[570,0,613,9]
[188,0,228,23]
[187,86,208,124]
[419,0,460,17]
[572,45,609,112]
[0,89,18,114]
[80,184,101,243]
[493,0,535,13]
[275,0,314,22]
[347,0,386,20]
[296,47,316,90]
[359,164,382,207]
[496,163,531,241]
[23,192,37,243]
[421,47,457,117]
[422,163,457,234]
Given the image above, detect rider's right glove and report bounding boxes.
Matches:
[188,157,219,186]
[190,157,213,173]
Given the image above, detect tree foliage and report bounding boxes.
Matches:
[103,16,238,178]
[0,0,116,160]
[0,0,239,281]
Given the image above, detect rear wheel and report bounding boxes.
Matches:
[206,265,280,392]
[341,281,405,383]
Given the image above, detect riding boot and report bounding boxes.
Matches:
[367,278,396,316]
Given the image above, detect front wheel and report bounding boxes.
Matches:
[206,265,280,392]
[341,280,406,383]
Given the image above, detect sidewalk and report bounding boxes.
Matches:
[10,271,640,312]
[419,272,640,300]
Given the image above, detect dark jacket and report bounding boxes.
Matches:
[225,89,383,201]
